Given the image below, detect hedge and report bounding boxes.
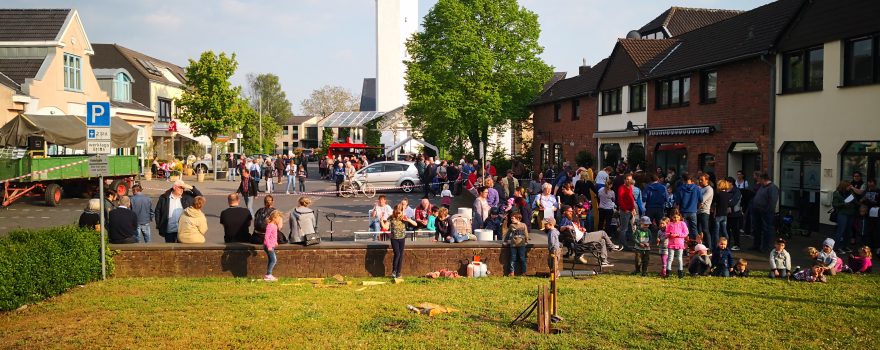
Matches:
[0,226,113,311]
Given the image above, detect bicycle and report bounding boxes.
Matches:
[340,179,377,198]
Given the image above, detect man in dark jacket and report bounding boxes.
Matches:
[108,196,138,244]
[129,184,153,243]
[154,180,203,243]
[644,173,668,229]
[221,193,252,243]
[752,172,779,252]
[238,168,259,214]
[674,172,702,241]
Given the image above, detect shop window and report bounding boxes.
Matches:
[841,141,880,184]
[655,143,687,177]
[600,143,622,168]
[698,153,716,176]
[779,141,821,231]
[627,143,646,171]
[553,143,564,168]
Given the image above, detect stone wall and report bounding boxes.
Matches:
[112,241,550,278]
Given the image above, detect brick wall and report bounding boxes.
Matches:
[112,242,550,278]
[531,95,598,171]
[647,58,772,174]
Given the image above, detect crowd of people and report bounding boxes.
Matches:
[226,153,309,195]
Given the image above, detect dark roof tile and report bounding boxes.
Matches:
[648,0,805,78]
[110,99,152,112]
[281,116,314,126]
[0,9,70,41]
[530,59,608,106]
[639,7,743,37]
[618,39,679,75]
[543,72,567,92]
[0,59,43,85]
[92,44,187,87]
[778,0,880,51]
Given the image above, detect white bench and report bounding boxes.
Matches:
[353,230,437,242]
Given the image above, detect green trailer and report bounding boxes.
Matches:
[0,155,138,207]
[0,114,141,207]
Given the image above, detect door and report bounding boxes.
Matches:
[779,142,821,232]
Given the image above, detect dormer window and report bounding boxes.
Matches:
[113,72,132,102]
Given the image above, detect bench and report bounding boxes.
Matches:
[353,230,437,242]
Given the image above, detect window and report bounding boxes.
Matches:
[157,98,172,122]
[292,126,299,139]
[112,73,132,102]
[553,103,561,122]
[306,127,318,140]
[283,142,289,154]
[282,126,289,135]
[841,141,880,184]
[601,89,621,115]
[844,35,879,86]
[700,71,717,103]
[782,47,823,92]
[571,99,580,120]
[63,53,82,91]
[629,84,646,112]
[540,144,549,169]
[656,76,690,108]
[553,143,563,167]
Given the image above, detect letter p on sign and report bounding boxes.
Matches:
[86,102,111,127]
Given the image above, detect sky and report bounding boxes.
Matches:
[9,0,770,114]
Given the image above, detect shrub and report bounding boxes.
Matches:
[576,150,594,168]
[0,226,112,311]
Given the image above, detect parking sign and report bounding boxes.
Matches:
[86,102,111,127]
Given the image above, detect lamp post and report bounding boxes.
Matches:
[626,121,648,170]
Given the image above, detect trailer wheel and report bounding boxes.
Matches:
[45,183,62,207]
[111,179,129,197]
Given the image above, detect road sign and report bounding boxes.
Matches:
[89,154,109,177]
[87,141,112,155]
[86,102,111,127]
[87,127,111,140]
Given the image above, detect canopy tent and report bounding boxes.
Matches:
[384,136,438,157]
[0,114,138,149]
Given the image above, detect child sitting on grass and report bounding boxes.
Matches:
[712,237,735,277]
[846,246,873,273]
[818,238,842,275]
[792,263,827,283]
[632,216,652,276]
[769,238,792,279]
[688,243,712,276]
[657,217,670,277]
[665,210,688,279]
[733,258,750,277]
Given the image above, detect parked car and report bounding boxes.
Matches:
[352,161,422,192]
[192,153,242,173]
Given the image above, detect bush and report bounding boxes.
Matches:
[576,150,594,168]
[0,226,112,311]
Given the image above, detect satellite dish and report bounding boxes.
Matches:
[626,30,641,39]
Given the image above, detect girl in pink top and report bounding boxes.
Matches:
[665,210,689,278]
[263,211,284,281]
[847,246,873,273]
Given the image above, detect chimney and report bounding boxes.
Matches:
[579,58,591,76]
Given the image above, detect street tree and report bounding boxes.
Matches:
[404,0,552,157]
[246,73,294,124]
[175,51,247,179]
[239,98,281,155]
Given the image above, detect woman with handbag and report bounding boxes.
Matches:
[389,204,417,278]
[289,197,316,244]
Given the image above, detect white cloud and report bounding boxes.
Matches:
[142,12,183,29]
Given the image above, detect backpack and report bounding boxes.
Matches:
[254,208,274,233]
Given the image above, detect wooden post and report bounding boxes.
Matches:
[537,285,544,333]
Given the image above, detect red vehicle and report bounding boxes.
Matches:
[327,138,383,160]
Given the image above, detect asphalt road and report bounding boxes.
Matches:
[0,168,473,243]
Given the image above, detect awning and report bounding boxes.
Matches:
[384,136,439,157]
[319,111,385,128]
[731,142,759,153]
[592,130,639,138]
[648,125,715,136]
[0,114,138,149]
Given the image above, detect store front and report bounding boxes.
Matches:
[599,143,621,169]
[840,141,880,184]
[728,142,762,179]
[779,141,821,232]
[655,143,688,177]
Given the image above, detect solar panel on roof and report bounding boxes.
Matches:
[320,111,386,128]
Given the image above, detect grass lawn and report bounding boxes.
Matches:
[2,274,879,349]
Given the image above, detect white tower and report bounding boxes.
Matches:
[376,0,418,112]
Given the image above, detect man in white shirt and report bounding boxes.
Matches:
[369,195,393,240]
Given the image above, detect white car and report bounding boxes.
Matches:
[353,161,422,192]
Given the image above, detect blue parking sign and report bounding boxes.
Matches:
[86,102,111,127]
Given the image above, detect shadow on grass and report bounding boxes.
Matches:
[667,285,880,310]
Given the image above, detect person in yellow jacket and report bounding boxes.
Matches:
[178,196,208,243]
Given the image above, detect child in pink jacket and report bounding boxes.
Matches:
[263,211,283,281]
[665,210,689,279]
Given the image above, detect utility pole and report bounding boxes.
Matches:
[258,97,263,154]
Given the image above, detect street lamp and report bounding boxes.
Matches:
[626,121,649,169]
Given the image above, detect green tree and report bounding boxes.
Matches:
[364,119,382,158]
[246,73,294,125]
[239,99,281,154]
[175,51,247,178]
[405,0,552,156]
[320,127,334,156]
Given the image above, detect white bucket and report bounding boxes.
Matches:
[458,207,473,220]
[467,261,488,278]
[474,229,493,241]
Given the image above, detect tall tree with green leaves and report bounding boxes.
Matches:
[175,51,247,178]
[239,98,281,155]
[246,73,294,124]
[300,85,360,118]
[405,0,552,156]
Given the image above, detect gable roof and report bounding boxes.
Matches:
[530,59,608,106]
[647,0,805,78]
[618,39,679,75]
[0,9,70,41]
[0,58,43,87]
[92,43,186,87]
[639,7,743,38]
[543,72,567,92]
[281,116,314,126]
[778,0,880,51]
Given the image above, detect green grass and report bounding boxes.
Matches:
[2,274,879,349]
